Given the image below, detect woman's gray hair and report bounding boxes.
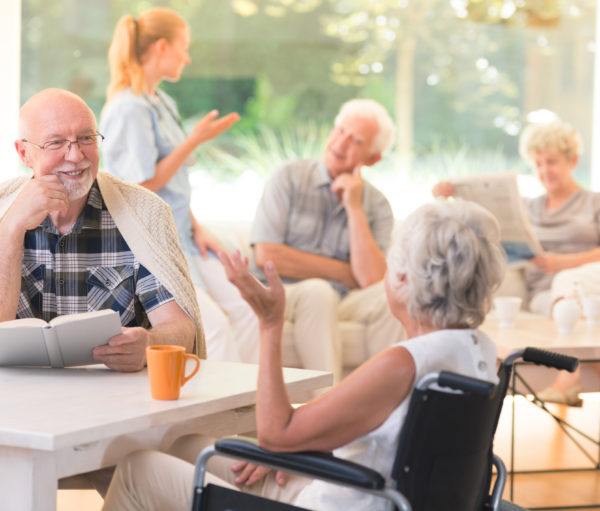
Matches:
[334,99,395,155]
[386,199,506,329]
[519,120,582,164]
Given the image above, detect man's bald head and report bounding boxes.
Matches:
[19,88,97,140]
[15,88,100,201]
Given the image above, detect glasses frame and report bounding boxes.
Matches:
[21,131,105,152]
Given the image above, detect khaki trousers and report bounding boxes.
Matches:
[284,279,405,384]
[101,445,310,511]
[193,255,261,363]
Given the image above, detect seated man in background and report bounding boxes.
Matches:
[251,98,405,383]
[0,88,204,371]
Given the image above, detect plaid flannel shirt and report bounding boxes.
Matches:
[18,182,174,326]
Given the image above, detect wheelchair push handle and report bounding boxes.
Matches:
[437,371,495,397]
[522,347,579,372]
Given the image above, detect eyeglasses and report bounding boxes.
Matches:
[21,132,104,152]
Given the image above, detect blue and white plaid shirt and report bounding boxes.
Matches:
[18,181,174,326]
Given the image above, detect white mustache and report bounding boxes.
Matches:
[53,162,90,174]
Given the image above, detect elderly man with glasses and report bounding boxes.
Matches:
[0,88,205,372]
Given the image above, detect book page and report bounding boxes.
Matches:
[449,172,543,262]
[52,309,122,366]
[0,317,47,328]
[0,323,50,366]
[49,309,118,326]
[0,310,122,367]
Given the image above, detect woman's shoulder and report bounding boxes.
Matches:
[102,89,151,117]
[580,188,600,213]
[401,328,496,369]
[578,188,600,201]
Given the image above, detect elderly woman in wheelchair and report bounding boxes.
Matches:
[102,199,507,511]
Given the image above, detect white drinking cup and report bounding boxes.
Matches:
[582,296,600,326]
[493,296,522,328]
[552,298,581,333]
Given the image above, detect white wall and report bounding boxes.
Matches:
[1,0,21,178]
[593,1,600,190]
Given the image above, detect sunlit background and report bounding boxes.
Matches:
[13,0,599,220]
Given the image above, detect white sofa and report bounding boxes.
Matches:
[207,221,535,373]
[208,221,600,394]
[207,221,396,375]
[494,267,529,304]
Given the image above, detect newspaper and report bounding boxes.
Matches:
[449,172,543,265]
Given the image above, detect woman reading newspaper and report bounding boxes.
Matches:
[433,119,600,406]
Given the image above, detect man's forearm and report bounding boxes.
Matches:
[346,208,387,288]
[147,316,195,353]
[255,243,357,289]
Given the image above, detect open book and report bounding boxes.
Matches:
[0,309,122,367]
[448,172,543,264]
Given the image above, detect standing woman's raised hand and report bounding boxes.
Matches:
[218,250,285,329]
[431,181,454,198]
[188,110,240,146]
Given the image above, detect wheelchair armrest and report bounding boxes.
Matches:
[214,437,386,490]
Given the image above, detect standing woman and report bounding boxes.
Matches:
[100,8,258,362]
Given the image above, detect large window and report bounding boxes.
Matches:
[20,0,597,219]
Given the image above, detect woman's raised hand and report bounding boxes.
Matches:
[218,250,286,329]
[189,110,240,146]
[431,181,454,199]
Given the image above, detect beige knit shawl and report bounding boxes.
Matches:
[0,171,206,358]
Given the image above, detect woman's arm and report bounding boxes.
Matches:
[531,247,600,274]
[219,251,415,453]
[258,343,415,453]
[141,110,240,192]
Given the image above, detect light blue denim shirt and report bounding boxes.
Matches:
[100,88,204,286]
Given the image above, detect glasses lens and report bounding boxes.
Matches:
[44,140,69,151]
[79,135,100,146]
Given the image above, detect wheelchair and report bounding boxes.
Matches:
[191,348,578,511]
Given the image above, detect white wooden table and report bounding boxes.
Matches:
[0,360,331,511]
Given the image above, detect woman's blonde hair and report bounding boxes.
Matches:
[518,120,582,165]
[106,7,187,102]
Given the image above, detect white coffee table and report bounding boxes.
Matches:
[481,311,600,360]
[0,360,331,511]
[482,311,600,509]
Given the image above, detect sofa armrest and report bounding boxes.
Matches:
[494,267,527,303]
[205,221,253,258]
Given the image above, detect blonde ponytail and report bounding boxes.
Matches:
[105,8,188,103]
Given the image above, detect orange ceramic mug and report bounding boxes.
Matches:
[146,345,200,400]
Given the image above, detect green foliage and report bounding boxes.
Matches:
[192,121,331,177]
[19,0,596,183]
[161,77,255,119]
[238,75,299,129]
[410,142,525,180]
